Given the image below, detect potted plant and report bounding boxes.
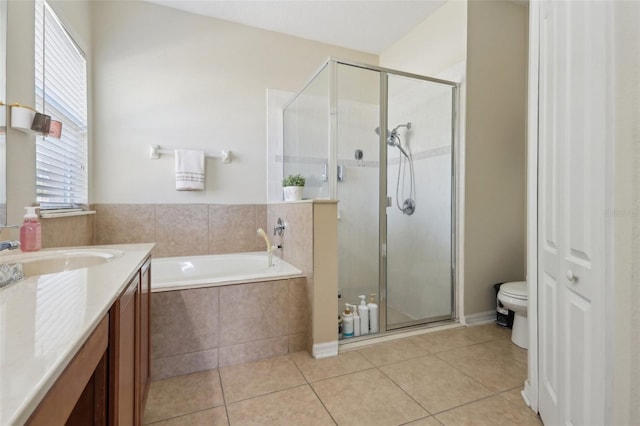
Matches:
[282,173,305,201]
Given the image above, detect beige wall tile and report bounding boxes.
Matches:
[255,204,268,248]
[152,348,219,380]
[288,333,308,353]
[151,288,219,359]
[154,204,209,257]
[218,280,288,346]
[267,202,313,273]
[94,204,155,245]
[209,204,260,254]
[41,214,94,248]
[218,336,289,367]
[288,277,308,335]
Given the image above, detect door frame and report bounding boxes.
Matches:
[524,0,540,412]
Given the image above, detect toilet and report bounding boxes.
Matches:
[497,281,528,349]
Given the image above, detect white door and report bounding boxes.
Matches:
[537,1,609,425]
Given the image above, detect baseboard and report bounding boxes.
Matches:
[461,310,496,326]
[312,341,338,359]
[522,380,532,406]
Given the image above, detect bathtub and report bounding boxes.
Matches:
[151,252,303,292]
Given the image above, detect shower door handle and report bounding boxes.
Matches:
[321,163,346,182]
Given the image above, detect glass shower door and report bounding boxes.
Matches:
[384,74,454,329]
[335,63,381,329]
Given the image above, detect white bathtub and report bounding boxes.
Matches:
[151,252,303,292]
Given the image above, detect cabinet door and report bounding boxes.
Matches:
[138,258,151,416]
[110,273,140,426]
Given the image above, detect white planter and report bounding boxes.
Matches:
[283,186,303,201]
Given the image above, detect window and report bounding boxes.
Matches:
[35,0,88,210]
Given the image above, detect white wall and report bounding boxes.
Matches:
[463,1,527,316]
[5,0,91,224]
[612,1,640,423]
[379,0,467,76]
[90,1,377,204]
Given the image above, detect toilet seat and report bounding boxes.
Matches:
[500,281,527,300]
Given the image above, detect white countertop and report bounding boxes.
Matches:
[0,243,155,426]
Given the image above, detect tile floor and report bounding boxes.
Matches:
[143,324,543,426]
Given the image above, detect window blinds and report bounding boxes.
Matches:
[35,0,88,209]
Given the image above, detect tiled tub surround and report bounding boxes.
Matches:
[37,201,338,358]
[92,204,268,258]
[151,277,308,380]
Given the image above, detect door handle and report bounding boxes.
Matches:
[566,269,577,283]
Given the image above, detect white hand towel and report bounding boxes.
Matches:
[175,149,205,191]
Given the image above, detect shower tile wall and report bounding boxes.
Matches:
[93,203,268,258]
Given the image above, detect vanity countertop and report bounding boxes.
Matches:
[0,243,155,426]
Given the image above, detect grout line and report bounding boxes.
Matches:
[225,383,309,406]
[217,369,231,426]
[144,406,225,425]
[307,383,339,425]
[375,363,434,417]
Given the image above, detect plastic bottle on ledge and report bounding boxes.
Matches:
[358,295,369,335]
[351,303,361,337]
[367,293,379,334]
[342,304,354,339]
[20,207,41,252]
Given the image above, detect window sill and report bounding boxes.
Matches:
[40,210,96,219]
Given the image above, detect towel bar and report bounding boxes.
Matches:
[149,144,232,163]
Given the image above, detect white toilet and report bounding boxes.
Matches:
[497,281,528,349]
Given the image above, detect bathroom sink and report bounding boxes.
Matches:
[1,249,125,277]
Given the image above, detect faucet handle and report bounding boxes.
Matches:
[0,240,20,251]
[273,218,286,236]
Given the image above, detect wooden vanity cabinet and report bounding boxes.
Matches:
[110,270,140,426]
[24,255,151,426]
[25,316,109,426]
[110,255,152,426]
[139,258,152,417]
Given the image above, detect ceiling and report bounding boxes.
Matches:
[143,0,447,54]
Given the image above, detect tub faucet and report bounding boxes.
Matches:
[0,241,20,252]
[257,228,275,267]
[0,225,20,252]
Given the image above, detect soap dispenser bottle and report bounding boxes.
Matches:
[20,206,41,252]
[351,303,361,337]
[367,293,379,334]
[342,304,354,338]
[358,295,369,335]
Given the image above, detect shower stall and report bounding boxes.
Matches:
[281,59,458,337]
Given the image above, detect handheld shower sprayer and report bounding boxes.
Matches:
[375,122,416,215]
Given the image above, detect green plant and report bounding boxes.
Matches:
[282,173,305,187]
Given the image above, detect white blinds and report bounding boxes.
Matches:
[35,0,88,209]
